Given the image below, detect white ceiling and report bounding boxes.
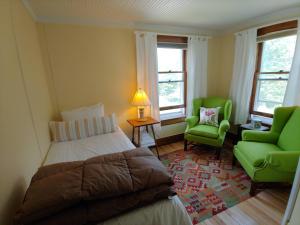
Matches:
[25,0,300,33]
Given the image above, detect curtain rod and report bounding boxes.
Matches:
[135,30,212,39]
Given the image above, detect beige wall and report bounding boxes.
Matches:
[0,0,54,224]
[207,37,221,96]
[38,23,137,135]
[13,0,55,157]
[206,33,236,99]
[217,34,235,98]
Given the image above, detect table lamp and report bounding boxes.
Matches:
[131,88,151,121]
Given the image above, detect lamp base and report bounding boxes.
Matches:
[137,107,147,122]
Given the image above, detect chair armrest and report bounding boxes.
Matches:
[242,131,279,144]
[185,116,199,129]
[218,120,230,136]
[265,151,300,173]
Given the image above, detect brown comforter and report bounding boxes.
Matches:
[15,148,175,225]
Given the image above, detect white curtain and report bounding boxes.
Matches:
[284,19,300,106]
[186,36,208,117]
[229,28,257,124]
[135,31,160,124]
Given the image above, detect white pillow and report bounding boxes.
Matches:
[199,107,220,127]
[50,114,117,142]
[85,103,105,118]
[61,103,104,121]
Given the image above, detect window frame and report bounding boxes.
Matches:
[157,35,188,121]
[249,20,298,118]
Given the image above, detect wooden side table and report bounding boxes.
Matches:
[127,117,161,159]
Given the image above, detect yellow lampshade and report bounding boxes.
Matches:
[131,88,151,106]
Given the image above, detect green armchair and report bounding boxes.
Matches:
[184,97,232,158]
[233,106,300,196]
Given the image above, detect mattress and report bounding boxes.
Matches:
[43,127,192,225]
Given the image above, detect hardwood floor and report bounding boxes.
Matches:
[156,141,290,225]
[157,141,183,155]
[200,189,289,225]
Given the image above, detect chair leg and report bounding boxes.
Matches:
[250,181,258,196]
[184,139,188,151]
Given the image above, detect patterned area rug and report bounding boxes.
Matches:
[161,146,251,224]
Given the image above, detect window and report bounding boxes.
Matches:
[250,21,298,117]
[157,35,187,121]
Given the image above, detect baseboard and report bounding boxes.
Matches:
[156,133,184,146]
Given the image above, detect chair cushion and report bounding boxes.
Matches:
[188,125,219,139]
[278,108,300,151]
[237,141,282,167]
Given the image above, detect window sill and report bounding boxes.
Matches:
[250,114,273,126]
[160,112,186,126]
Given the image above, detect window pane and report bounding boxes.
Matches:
[260,35,297,72]
[254,79,288,114]
[158,82,184,107]
[157,48,183,72]
[158,73,183,82]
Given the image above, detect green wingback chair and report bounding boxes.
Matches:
[184,97,232,157]
[233,106,300,196]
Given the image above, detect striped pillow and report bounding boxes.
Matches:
[49,114,117,142]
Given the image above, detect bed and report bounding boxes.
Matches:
[44,127,192,225]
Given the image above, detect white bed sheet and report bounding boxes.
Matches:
[44,127,135,165]
[43,127,192,225]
